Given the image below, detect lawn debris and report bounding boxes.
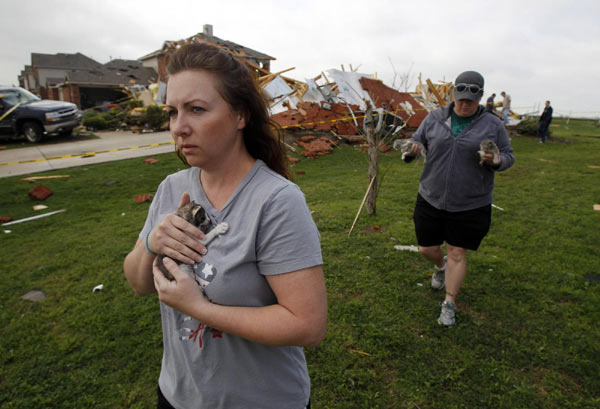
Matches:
[588,165,600,169]
[492,204,505,211]
[296,135,337,158]
[134,193,152,204]
[1,209,66,226]
[144,158,159,164]
[4,230,11,234]
[28,185,53,201]
[21,175,71,182]
[594,204,600,212]
[349,349,372,357]
[394,244,419,252]
[33,205,48,211]
[93,284,104,293]
[21,290,47,302]
[104,180,119,186]
[0,216,12,223]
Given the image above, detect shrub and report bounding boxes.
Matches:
[516,116,548,137]
[144,105,168,130]
[125,99,144,110]
[82,116,108,130]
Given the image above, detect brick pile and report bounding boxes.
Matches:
[295,136,338,159]
[271,101,363,135]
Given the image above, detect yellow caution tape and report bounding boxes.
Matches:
[0,102,23,121]
[0,141,175,167]
[279,109,425,129]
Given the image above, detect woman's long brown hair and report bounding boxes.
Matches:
[167,43,289,179]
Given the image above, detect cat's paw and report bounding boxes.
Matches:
[214,222,229,235]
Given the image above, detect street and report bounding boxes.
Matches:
[0,130,174,178]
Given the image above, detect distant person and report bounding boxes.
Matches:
[500,91,511,125]
[538,100,553,143]
[123,43,327,409]
[485,93,496,113]
[402,70,515,327]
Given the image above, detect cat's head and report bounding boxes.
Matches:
[184,201,211,232]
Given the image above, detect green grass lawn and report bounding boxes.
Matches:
[1,119,599,408]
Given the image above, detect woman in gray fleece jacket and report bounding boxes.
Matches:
[404,70,514,327]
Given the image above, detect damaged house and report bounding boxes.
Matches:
[18,52,157,109]
[139,24,276,103]
[268,68,429,138]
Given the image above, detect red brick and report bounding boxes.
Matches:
[134,193,152,204]
[28,185,53,201]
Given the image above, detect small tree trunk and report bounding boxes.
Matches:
[365,102,379,215]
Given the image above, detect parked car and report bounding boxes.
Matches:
[0,86,82,143]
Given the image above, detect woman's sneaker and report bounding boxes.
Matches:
[431,256,447,290]
[438,300,456,327]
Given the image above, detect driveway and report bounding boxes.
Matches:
[0,130,174,178]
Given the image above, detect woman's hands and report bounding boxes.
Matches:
[153,258,327,347]
[153,257,210,315]
[147,193,207,264]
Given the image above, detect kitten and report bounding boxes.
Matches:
[156,201,228,281]
[392,139,426,162]
[478,139,501,166]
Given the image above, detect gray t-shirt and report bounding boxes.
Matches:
[139,160,322,409]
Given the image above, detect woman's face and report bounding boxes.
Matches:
[453,97,481,117]
[166,70,246,169]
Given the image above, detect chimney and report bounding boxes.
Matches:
[203,24,213,37]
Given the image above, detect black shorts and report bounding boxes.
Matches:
[413,194,491,251]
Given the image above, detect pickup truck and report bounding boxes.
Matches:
[0,86,82,143]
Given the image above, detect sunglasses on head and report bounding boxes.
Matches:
[454,83,483,94]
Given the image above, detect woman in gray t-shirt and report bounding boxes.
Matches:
[124,43,326,409]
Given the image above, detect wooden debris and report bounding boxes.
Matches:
[33,205,48,211]
[21,175,71,182]
[349,349,372,357]
[594,204,600,212]
[0,216,13,223]
[144,158,159,164]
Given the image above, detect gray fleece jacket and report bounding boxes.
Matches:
[411,102,514,212]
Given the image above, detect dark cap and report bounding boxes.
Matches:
[454,71,484,101]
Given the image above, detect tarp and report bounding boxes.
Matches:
[325,69,373,110]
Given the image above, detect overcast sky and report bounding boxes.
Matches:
[2,0,599,117]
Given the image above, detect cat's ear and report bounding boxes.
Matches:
[179,193,191,207]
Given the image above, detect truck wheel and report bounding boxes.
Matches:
[23,121,43,143]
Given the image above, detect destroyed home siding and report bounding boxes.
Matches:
[359,77,428,129]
